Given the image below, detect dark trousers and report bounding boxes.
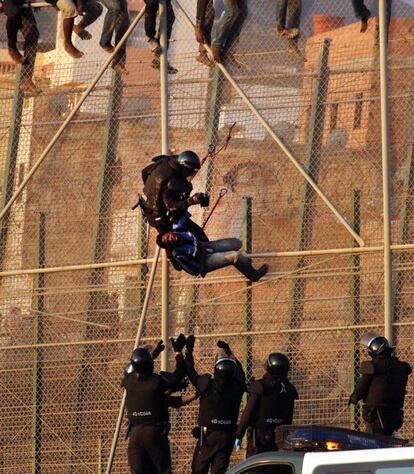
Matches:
[191,431,235,474]
[246,428,278,458]
[364,407,404,437]
[4,4,38,81]
[226,0,247,51]
[144,0,175,41]
[77,0,103,30]
[199,0,215,50]
[276,0,301,29]
[128,424,172,474]
[201,0,246,50]
[351,0,370,19]
[352,0,392,27]
[99,0,130,65]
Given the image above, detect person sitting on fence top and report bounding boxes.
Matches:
[236,352,299,457]
[138,151,210,242]
[157,211,268,281]
[45,0,103,59]
[143,0,178,74]
[194,0,215,67]
[1,0,40,93]
[276,0,301,40]
[197,0,247,65]
[98,0,130,75]
[349,332,412,437]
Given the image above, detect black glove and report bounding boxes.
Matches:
[217,340,232,356]
[173,378,190,392]
[347,397,353,406]
[192,426,201,439]
[188,192,210,208]
[170,333,187,353]
[186,335,196,353]
[152,340,165,360]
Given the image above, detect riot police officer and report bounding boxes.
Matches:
[138,151,210,241]
[236,352,298,456]
[349,333,412,436]
[122,334,189,474]
[185,336,246,474]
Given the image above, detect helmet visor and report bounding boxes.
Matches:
[360,331,381,348]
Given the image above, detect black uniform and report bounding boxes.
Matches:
[122,354,186,474]
[236,373,298,457]
[350,355,412,436]
[140,155,208,241]
[185,353,246,474]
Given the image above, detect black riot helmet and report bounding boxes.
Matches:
[130,348,154,375]
[175,151,201,175]
[214,357,237,384]
[266,352,290,377]
[361,332,394,357]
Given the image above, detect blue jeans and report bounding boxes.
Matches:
[211,0,240,50]
[99,0,130,65]
[203,238,242,273]
[276,0,301,29]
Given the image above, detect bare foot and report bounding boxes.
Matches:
[8,48,25,64]
[196,52,214,68]
[210,47,222,64]
[73,25,92,40]
[360,18,368,33]
[100,43,114,53]
[277,25,287,36]
[64,42,84,59]
[285,27,299,39]
[360,10,371,33]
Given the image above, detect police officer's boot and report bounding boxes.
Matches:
[234,254,268,282]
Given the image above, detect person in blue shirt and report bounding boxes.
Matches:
[156,212,268,281]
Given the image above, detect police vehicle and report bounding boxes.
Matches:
[226,425,414,474]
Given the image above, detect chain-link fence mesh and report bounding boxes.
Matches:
[1,0,414,472]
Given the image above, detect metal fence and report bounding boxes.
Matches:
[1,0,414,472]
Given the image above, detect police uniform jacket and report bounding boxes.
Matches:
[185,352,246,432]
[236,373,298,439]
[141,155,192,220]
[122,354,186,426]
[350,356,412,409]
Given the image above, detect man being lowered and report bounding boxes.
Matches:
[156,212,268,282]
[138,151,210,241]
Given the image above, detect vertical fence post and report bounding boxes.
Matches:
[159,0,170,371]
[393,97,414,325]
[379,0,393,343]
[242,197,253,383]
[69,71,124,470]
[350,190,361,430]
[0,66,24,271]
[32,212,46,473]
[288,38,331,349]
